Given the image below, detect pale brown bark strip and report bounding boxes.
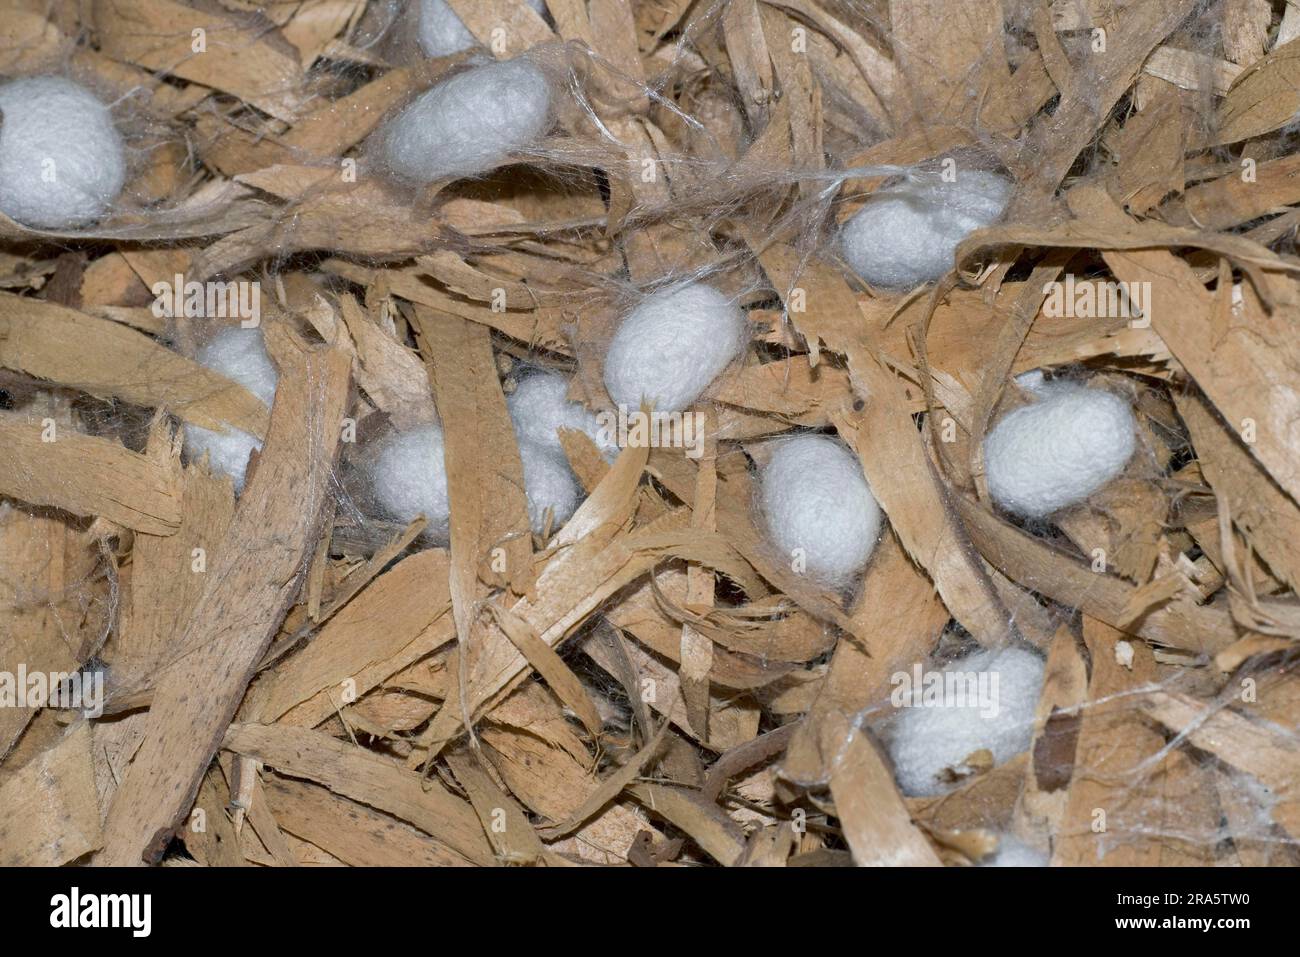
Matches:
[95,344,350,865]
[1,409,181,534]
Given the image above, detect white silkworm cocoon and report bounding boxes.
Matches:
[518,438,580,534]
[984,380,1136,519]
[840,169,1012,289]
[182,327,277,492]
[602,283,748,414]
[0,76,126,229]
[370,424,452,542]
[758,434,883,586]
[886,646,1045,797]
[507,371,617,461]
[379,58,551,183]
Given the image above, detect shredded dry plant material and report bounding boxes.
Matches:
[1,0,1299,869]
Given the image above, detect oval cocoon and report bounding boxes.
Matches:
[370,424,452,542]
[886,646,1045,797]
[602,283,747,414]
[182,327,278,493]
[519,439,581,534]
[840,169,1011,290]
[758,434,883,586]
[508,370,617,460]
[0,76,126,229]
[379,58,551,183]
[983,382,1136,519]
